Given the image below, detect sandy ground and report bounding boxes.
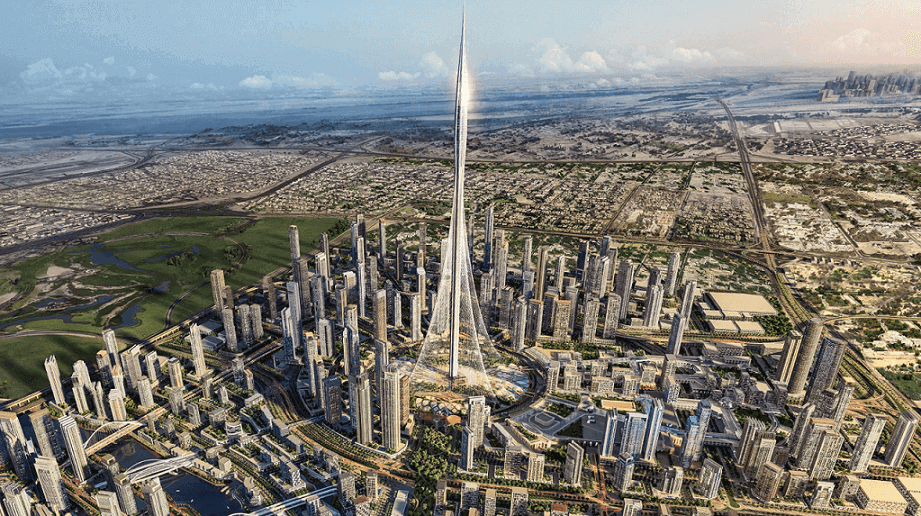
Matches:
[41,265,72,279]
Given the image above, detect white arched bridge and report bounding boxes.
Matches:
[227,485,337,516]
[124,453,197,484]
[84,420,145,455]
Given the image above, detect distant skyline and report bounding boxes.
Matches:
[1,0,920,99]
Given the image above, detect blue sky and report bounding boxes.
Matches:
[1,0,919,96]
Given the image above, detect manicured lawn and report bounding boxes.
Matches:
[0,215,347,395]
[880,369,921,400]
[0,334,103,399]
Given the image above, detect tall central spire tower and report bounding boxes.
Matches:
[410,13,497,395]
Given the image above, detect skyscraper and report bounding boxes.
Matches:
[59,415,88,482]
[210,269,226,315]
[29,409,63,460]
[143,477,171,516]
[564,442,584,485]
[664,252,680,295]
[381,364,402,451]
[44,355,65,406]
[96,490,121,516]
[509,486,528,516]
[622,411,648,459]
[680,400,712,467]
[613,453,635,491]
[885,410,920,468]
[851,413,887,473]
[189,323,208,378]
[753,462,784,502]
[460,425,475,471]
[467,396,490,449]
[615,260,635,320]
[697,458,722,499]
[323,376,342,426]
[660,466,684,497]
[354,371,373,445]
[788,318,824,397]
[640,396,664,461]
[775,330,802,383]
[806,336,847,402]
[114,473,138,515]
[410,18,495,394]
[34,455,69,512]
[666,312,687,355]
[643,285,664,328]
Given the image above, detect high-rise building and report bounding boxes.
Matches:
[374,339,389,395]
[796,417,835,469]
[109,389,127,421]
[343,326,360,377]
[809,429,843,480]
[806,336,847,402]
[34,455,69,512]
[509,487,528,516]
[137,377,155,409]
[643,285,664,328]
[679,280,696,317]
[2,481,32,516]
[143,477,170,516]
[96,490,121,516]
[189,323,208,378]
[667,313,687,355]
[527,453,545,482]
[461,481,480,512]
[789,403,817,458]
[603,293,620,338]
[467,396,490,449]
[511,297,527,350]
[381,364,402,451]
[536,246,549,300]
[323,376,342,427]
[680,400,712,467]
[44,355,65,406]
[121,346,143,391]
[885,410,920,468]
[660,466,684,496]
[614,260,635,320]
[742,429,776,480]
[114,473,138,515]
[338,470,356,502]
[664,252,680,295]
[460,426,475,471]
[564,442,584,485]
[776,330,802,383]
[640,395,664,461]
[28,409,63,460]
[601,411,617,457]
[811,481,835,510]
[484,488,497,516]
[622,498,643,516]
[789,318,824,397]
[697,458,722,499]
[613,453,635,491]
[210,269,226,315]
[59,415,88,482]
[851,413,887,473]
[526,299,543,341]
[753,462,784,502]
[622,411,648,459]
[354,371,373,445]
[373,289,387,342]
[0,411,28,481]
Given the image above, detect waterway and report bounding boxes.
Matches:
[107,440,244,516]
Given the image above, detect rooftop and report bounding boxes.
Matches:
[706,292,777,316]
[860,479,908,504]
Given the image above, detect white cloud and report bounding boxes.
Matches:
[827,28,905,57]
[715,47,746,61]
[531,39,609,74]
[191,83,218,90]
[672,47,715,63]
[62,63,107,82]
[377,70,421,81]
[239,75,272,89]
[573,51,609,73]
[419,51,450,78]
[146,73,157,81]
[127,66,136,77]
[273,73,337,88]
[19,58,62,83]
[103,56,115,65]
